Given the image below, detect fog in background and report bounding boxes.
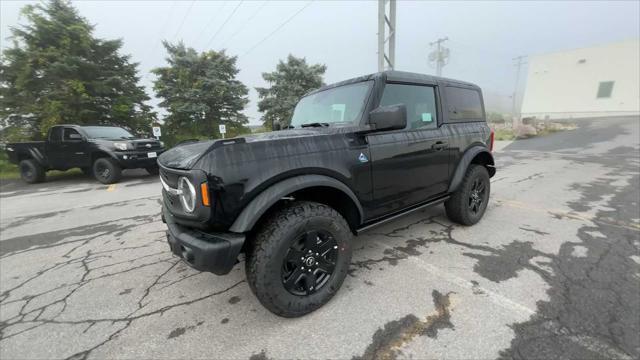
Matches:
[2,0,639,125]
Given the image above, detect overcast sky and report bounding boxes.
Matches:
[2,0,639,125]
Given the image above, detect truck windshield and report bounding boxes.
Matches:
[290,81,372,128]
[83,126,135,139]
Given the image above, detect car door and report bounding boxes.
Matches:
[46,126,65,169]
[366,82,450,218]
[61,127,91,168]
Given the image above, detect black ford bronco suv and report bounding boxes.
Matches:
[159,71,495,317]
[6,125,165,184]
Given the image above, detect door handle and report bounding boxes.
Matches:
[431,141,448,151]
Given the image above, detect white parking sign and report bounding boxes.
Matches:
[219,124,226,139]
[152,126,161,138]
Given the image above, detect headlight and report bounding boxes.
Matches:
[178,177,196,213]
[113,142,129,151]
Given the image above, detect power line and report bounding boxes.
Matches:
[172,0,197,41]
[241,0,314,58]
[219,0,268,49]
[204,0,244,49]
[194,1,228,46]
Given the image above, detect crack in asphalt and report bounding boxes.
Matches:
[0,213,246,359]
[354,290,455,360]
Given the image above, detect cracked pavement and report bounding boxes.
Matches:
[1,117,639,359]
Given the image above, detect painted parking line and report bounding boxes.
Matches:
[106,184,117,192]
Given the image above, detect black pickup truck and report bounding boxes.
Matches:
[6,125,165,184]
[159,71,495,317]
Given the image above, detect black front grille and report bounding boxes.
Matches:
[160,167,181,188]
[134,141,162,151]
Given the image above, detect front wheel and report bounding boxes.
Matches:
[92,158,122,184]
[19,159,46,184]
[246,201,353,317]
[445,164,490,225]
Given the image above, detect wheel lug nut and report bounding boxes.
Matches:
[315,253,319,256]
[301,266,305,270]
[333,246,338,249]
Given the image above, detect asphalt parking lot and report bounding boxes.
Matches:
[1,117,638,360]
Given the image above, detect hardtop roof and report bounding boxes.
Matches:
[306,70,480,96]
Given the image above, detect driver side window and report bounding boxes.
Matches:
[63,128,81,141]
[379,83,438,130]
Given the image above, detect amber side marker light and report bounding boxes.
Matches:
[200,183,210,207]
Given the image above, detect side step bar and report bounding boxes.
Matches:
[356,195,450,235]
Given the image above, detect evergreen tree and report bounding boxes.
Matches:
[256,55,326,129]
[0,0,154,140]
[152,42,249,143]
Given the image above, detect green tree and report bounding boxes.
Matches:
[256,55,326,130]
[152,42,249,144]
[0,0,154,139]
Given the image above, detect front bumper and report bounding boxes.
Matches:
[115,150,164,168]
[164,207,245,275]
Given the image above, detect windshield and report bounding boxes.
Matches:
[290,81,372,128]
[82,126,135,139]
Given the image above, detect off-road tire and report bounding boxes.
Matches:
[145,166,159,175]
[245,201,353,317]
[19,159,46,184]
[92,157,122,184]
[445,164,490,225]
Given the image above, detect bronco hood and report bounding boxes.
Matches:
[158,140,216,170]
[157,129,329,170]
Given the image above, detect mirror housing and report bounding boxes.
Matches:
[368,104,407,132]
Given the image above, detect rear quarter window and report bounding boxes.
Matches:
[49,127,63,142]
[445,86,484,122]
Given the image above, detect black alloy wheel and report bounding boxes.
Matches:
[92,158,122,184]
[445,164,491,226]
[282,229,338,296]
[96,162,110,179]
[468,177,487,215]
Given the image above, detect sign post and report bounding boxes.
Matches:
[152,126,161,140]
[219,124,226,139]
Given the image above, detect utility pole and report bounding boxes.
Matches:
[377,0,396,71]
[511,55,527,126]
[428,37,449,76]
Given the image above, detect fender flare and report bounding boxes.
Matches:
[229,174,364,233]
[91,148,120,163]
[448,146,495,193]
[26,147,47,166]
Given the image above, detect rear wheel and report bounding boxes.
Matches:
[246,201,353,317]
[445,164,490,225]
[19,159,46,184]
[92,157,122,184]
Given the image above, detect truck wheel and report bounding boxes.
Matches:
[145,166,159,175]
[246,201,353,317]
[92,158,122,184]
[445,164,490,225]
[19,159,46,184]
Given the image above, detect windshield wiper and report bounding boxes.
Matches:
[300,122,330,128]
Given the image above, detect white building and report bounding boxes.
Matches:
[521,39,640,120]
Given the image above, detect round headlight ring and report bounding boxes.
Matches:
[178,177,196,213]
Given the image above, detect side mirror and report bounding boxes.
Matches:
[368,104,407,132]
[272,122,282,131]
